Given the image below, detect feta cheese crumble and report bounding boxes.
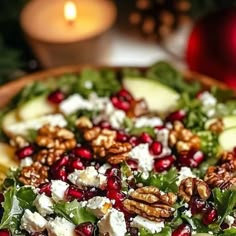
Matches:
[86,196,112,218]
[21,209,47,233]
[20,157,33,168]
[68,166,107,189]
[131,215,164,234]
[177,167,196,186]
[47,217,75,236]
[51,180,69,202]
[134,117,163,128]
[98,208,127,236]
[129,143,154,172]
[34,193,54,216]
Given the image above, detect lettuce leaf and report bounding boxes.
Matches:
[139,226,171,236]
[54,200,97,225]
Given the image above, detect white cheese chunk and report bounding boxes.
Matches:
[156,128,169,147]
[134,117,163,128]
[51,180,69,202]
[98,163,111,174]
[177,167,196,186]
[86,196,112,218]
[21,209,47,233]
[47,217,75,236]
[129,144,154,172]
[5,114,67,136]
[34,193,54,216]
[68,166,107,189]
[199,91,217,107]
[98,208,127,236]
[225,215,235,227]
[131,216,164,234]
[20,157,33,168]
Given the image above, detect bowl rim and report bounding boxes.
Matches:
[0,65,229,108]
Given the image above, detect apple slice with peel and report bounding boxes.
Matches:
[219,127,236,151]
[205,116,236,130]
[123,77,179,114]
[2,110,20,130]
[17,95,55,121]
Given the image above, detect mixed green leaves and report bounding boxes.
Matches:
[139,226,172,236]
[54,200,97,225]
[135,167,178,193]
[0,186,37,234]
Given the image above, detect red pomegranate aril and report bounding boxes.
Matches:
[107,190,125,202]
[117,89,134,102]
[189,196,206,215]
[179,150,204,168]
[202,208,218,225]
[73,147,92,160]
[149,141,163,156]
[154,155,175,172]
[39,183,51,197]
[52,167,67,181]
[166,110,186,122]
[66,186,84,201]
[107,176,121,191]
[129,136,139,147]
[111,96,130,111]
[47,90,65,104]
[53,155,69,170]
[105,168,121,178]
[83,188,100,200]
[67,158,84,172]
[75,222,95,236]
[16,145,34,160]
[172,224,191,236]
[97,121,112,129]
[126,159,138,170]
[0,193,4,203]
[138,132,153,144]
[0,229,11,236]
[116,131,129,142]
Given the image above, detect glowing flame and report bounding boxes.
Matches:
[64,1,77,23]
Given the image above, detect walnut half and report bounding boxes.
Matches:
[123,186,176,222]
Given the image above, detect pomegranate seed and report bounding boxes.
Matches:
[75,222,95,236]
[107,190,125,202]
[83,188,101,200]
[39,183,51,197]
[202,208,218,225]
[178,150,204,168]
[47,90,65,104]
[138,132,153,144]
[126,159,138,170]
[97,121,112,129]
[129,136,139,147]
[154,125,165,131]
[67,158,84,172]
[221,223,230,230]
[117,89,133,102]
[51,167,67,181]
[66,186,84,201]
[105,168,121,178]
[116,131,129,142]
[107,176,121,191]
[154,155,175,172]
[149,141,163,156]
[166,110,186,122]
[52,155,69,171]
[16,145,34,160]
[73,147,92,160]
[172,224,191,236]
[0,229,11,236]
[0,193,4,203]
[189,196,206,215]
[111,96,130,111]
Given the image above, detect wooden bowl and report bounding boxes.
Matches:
[0,65,228,108]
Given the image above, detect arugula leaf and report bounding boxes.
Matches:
[54,200,97,225]
[213,188,236,225]
[139,226,172,236]
[0,186,37,234]
[135,167,178,193]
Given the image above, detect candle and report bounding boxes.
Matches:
[20,0,117,68]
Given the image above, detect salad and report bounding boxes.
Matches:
[0,62,236,236]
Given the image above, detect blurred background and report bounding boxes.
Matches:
[1,0,236,87]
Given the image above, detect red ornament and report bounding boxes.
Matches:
[186,8,236,88]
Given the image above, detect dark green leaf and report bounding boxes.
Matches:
[54,200,97,225]
[219,228,236,236]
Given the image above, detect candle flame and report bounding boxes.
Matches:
[64,1,77,23]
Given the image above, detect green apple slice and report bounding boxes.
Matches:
[219,127,236,151]
[123,77,179,114]
[205,116,236,130]
[17,95,55,121]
